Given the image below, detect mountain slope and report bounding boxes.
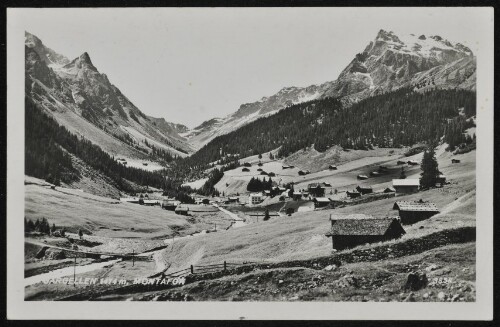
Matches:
[186,29,476,148]
[25,32,194,167]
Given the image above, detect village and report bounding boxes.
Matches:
[24,143,476,301]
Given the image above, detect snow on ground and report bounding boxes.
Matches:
[182,178,208,189]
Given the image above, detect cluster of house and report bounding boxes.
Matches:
[325,199,440,250]
[120,196,160,206]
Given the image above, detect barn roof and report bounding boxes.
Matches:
[394,201,439,212]
[392,179,420,187]
[326,217,400,236]
[357,185,373,190]
[313,197,331,203]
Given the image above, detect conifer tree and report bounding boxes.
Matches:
[420,147,440,189]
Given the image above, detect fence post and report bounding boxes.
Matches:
[224,261,227,271]
[190,265,194,274]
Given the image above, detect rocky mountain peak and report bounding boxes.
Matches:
[25,31,70,67]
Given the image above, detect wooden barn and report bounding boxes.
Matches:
[298,170,310,176]
[370,171,381,177]
[162,200,180,211]
[174,206,189,216]
[329,165,338,170]
[436,174,446,186]
[384,187,396,193]
[452,159,461,164]
[397,160,406,165]
[356,185,373,195]
[313,197,332,208]
[357,174,368,180]
[308,183,326,197]
[242,167,250,172]
[292,191,303,200]
[346,190,361,199]
[325,215,406,250]
[392,179,420,195]
[393,200,440,224]
[407,160,419,166]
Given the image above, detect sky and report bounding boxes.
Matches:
[12,7,484,128]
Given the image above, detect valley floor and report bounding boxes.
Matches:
[24,148,476,301]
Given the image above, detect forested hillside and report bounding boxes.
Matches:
[25,97,190,196]
[183,88,476,169]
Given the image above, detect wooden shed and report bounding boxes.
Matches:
[313,197,332,208]
[392,179,420,195]
[393,200,440,224]
[356,185,373,195]
[325,215,406,250]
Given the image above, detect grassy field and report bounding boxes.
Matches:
[25,180,200,239]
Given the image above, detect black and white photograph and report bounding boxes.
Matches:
[6,6,494,320]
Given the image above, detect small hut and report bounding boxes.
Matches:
[393,200,439,224]
[356,186,373,195]
[326,215,406,250]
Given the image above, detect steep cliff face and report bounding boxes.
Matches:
[186,29,475,149]
[25,32,194,162]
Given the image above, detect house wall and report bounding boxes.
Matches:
[399,211,438,225]
[331,235,389,250]
[394,185,419,195]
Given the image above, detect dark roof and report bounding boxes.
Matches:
[393,201,439,212]
[356,185,373,191]
[326,217,400,236]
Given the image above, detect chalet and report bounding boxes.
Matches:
[392,179,420,195]
[313,197,332,208]
[451,159,461,164]
[143,199,160,206]
[174,206,189,216]
[162,200,180,210]
[257,168,263,172]
[225,197,239,204]
[397,160,406,165]
[329,165,338,170]
[263,190,272,196]
[292,191,303,200]
[346,190,361,199]
[308,183,326,197]
[242,167,250,172]
[370,171,381,177]
[323,182,332,187]
[436,174,446,186]
[325,215,406,250]
[357,175,369,180]
[407,160,419,166]
[356,185,373,195]
[384,187,396,193]
[298,170,310,176]
[248,193,264,205]
[282,165,292,169]
[393,200,440,224]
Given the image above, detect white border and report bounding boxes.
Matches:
[7,7,494,320]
